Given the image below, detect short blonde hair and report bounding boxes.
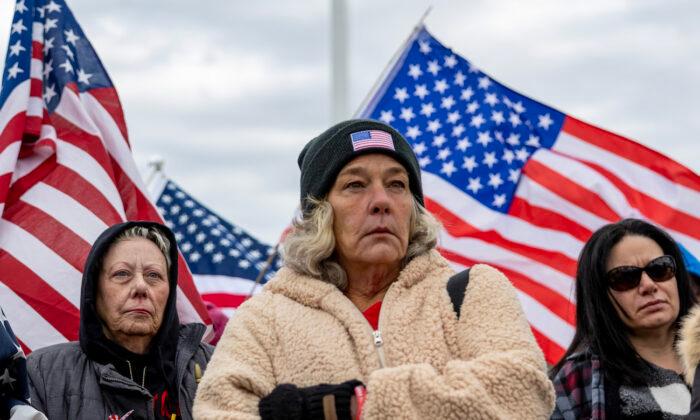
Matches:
[115,225,172,270]
[283,197,441,290]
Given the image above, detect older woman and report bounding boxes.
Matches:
[194,119,554,419]
[27,221,212,419]
[550,219,695,419]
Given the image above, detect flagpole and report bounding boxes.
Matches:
[247,243,280,298]
[145,155,165,189]
[353,6,433,117]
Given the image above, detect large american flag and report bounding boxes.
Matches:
[0,0,210,353]
[149,171,283,318]
[358,26,700,364]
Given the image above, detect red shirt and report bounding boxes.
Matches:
[362,301,382,330]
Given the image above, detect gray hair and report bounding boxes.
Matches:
[115,225,172,270]
[283,197,441,290]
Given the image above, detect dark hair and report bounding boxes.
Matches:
[550,218,696,385]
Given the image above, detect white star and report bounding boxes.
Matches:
[487,173,504,189]
[239,259,251,269]
[394,87,409,103]
[444,54,457,68]
[441,96,455,110]
[241,238,253,247]
[413,142,427,155]
[36,6,46,18]
[175,191,185,198]
[513,101,526,114]
[170,205,180,215]
[414,84,429,99]
[456,138,472,152]
[220,238,231,246]
[491,110,505,125]
[43,37,54,56]
[476,131,492,147]
[184,199,195,208]
[467,177,483,193]
[451,124,465,137]
[165,220,174,229]
[484,93,499,106]
[189,252,201,262]
[426,119,442,133]
[195,232,207,243]
[502,149,515,164]
[9,40,25,57]
[506,133,520,146]
[187,223,197,233]
[447,111,461,124]
[0,368,16,386]
[482,151,498,168]
[427,60,441,76]
[15,0,28,13]
[526,135,541,147]
[11,19,27,34]
[59,59,73,73]
[174,232,184,242]
[192,208,204,217]
[418,156,432,168]
[379,110,394,124]
[61,45,74,60]
[405,125,422,140]
[6,62,23,79]
[492,194,507,208]
[181,242,192,252]
[44,18,57,32]
[43,84,57,102]
[466,101,479,114]
[468,63,479,73]
[432,134,447,147]
[441,161,457,177]
[509,112,522,127]
[454,71,466,86]
[477,76,492,90]
[212,253,224,263]
[419,102,436,117]
[229,249,241,257]
[419,40,432,54]
[399,107,415,122]
[45,0,62,13]
[538,113,554,130]
[433,79,448,94]
[460,87,474,101]
[437,148,451,160]
[462,155,478,172]
[178,214,189,224]
[470,114,486,128]
[516,147,530,161]
[508,169,521,183]
[408,64,422,80]
[204,242,215,253]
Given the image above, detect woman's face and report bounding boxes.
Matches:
[606,234,680,335]
[327,154,413,272]
[96,237,170,344]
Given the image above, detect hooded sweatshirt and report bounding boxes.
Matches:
[27,221,213,420]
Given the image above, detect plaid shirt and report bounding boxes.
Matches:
[550,351,605,420]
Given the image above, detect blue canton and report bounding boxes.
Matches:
[362,27,567,212]
[156,181,282,284]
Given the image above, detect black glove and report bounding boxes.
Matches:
[259,379,363,420]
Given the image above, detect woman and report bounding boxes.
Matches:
[550,218,695,419]
[27,221,213,419]
[194,119,554,419]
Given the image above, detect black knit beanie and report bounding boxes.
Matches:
[298,119,423,214]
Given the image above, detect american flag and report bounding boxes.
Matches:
[358,26,700,364]
[0,0,210,353]
[149,171,283,317]
[350,129,395,152]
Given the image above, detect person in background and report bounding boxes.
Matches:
[0,307,46,420]
[26,221,212,419]
[550,218,695,419]
[193,119,554,419]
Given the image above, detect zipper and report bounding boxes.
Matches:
[372,329,387,368]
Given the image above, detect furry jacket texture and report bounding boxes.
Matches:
[193,250,555,419]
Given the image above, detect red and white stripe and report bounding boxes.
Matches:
[0,19,210,353]
[423,115,700,364]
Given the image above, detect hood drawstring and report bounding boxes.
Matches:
[126,360,147,388]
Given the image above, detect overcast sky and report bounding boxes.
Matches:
[2,0,699,243]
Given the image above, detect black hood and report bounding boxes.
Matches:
[79,221,180,395]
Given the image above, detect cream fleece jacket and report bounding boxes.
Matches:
[678,305,700,385]
[193,250,554,419]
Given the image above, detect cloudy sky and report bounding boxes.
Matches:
[1,0,699,243]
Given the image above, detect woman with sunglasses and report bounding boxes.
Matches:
[550,218,695,419]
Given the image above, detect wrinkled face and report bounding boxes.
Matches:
[606,235,680,335]
[96,238,170,342]
[328,154,413,271]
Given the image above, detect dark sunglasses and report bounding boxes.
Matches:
[606,255,676,292]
